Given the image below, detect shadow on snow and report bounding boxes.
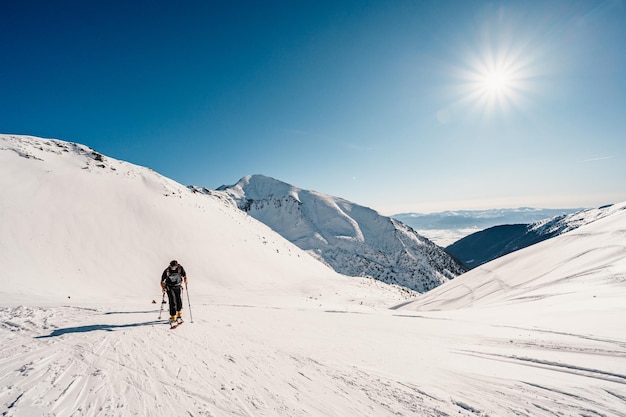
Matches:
[35,320,162,338]
[103,310,161,315]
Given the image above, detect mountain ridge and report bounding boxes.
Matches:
[394,207,585,230]
[218,174,466,292]
[398,200,626,312]
[445,204,622,269]
[0,134,411,306]
[394,207,585,246]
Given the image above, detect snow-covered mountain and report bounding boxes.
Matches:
[0,135,408,306]
[217,175,466,293]
[2,134,626,416]
[446,204,619,269]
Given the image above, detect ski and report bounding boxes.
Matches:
[169,318,184,330]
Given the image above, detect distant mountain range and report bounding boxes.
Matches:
[393,207,584,230]
[215,175,466,293]
[393,208,584,246]
[445,204,620,269]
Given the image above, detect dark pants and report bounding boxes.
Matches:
[165,286,183,317]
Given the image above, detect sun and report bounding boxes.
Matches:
[447,14,542,118]
[482,70,512,93]
[450,53,533,118]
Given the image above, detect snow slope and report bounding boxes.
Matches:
[392,202,626,414]
[218,175,465,292]
[0,135,408,306]
[2,134,626,416]
[397,201,626,315]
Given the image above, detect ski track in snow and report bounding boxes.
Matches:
[2,303,626,417]
[0,305,456,417]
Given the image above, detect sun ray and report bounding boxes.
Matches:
[444,11,546,121]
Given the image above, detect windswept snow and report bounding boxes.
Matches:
[2,134,626,416]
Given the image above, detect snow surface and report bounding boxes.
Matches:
[2,134,626,416]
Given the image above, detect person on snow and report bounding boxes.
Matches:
[160,260,188,324]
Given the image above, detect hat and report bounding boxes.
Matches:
[169,260,178,267]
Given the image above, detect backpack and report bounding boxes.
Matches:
[165,266,183,286]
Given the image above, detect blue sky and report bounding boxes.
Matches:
[2,0,625,214]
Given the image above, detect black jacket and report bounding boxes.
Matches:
[161,265,187,287]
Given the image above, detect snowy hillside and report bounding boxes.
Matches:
[0,135,408,306]
[446,204,620,269]
[2,134,626,417]
[530,203,618,235]
[217,175,466,292]
[398,202,626,312]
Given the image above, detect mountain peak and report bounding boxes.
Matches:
[2,135,414,306]
[219,177,466,292]
[218,174,302,202]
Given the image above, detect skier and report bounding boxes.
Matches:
[160,260,188,326]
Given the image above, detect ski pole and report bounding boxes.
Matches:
[185,282,194,323]
[158,291,165,320]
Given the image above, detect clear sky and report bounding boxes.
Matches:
[2,0,625,214]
